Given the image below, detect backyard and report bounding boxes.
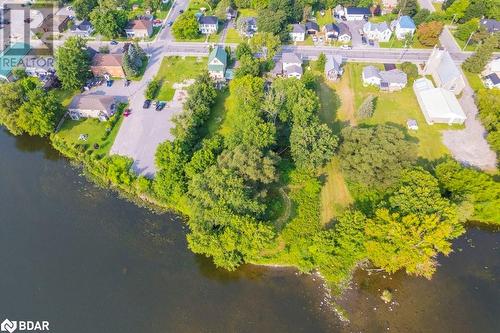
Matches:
[54,105,126,157]
[154,56,207,101]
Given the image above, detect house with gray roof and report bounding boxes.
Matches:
[305,21,319,34]
[237,16,257,37]
[363,21,391,42]
[337,23,352,42]
[290,24,306,42]
[271,52,303,78]
[323,23,340,40]
[70,20,93,37]
[424,47,465,95]
[68,95,117,121]
[208,45,227,80]
[362,65,407,91]
[325,54,343,81]
[480,19,500,33]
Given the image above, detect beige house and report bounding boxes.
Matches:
[68,96,117,121]
[125,20,153,38]
[423,47,465,95]
[91,53,125,78]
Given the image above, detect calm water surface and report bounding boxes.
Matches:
[0,129,498,333]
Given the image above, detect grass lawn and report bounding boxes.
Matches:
[155,56,206,101]
[239,8,258,17]
[339,63,456,160]
[55,105,126,156]
[52,89,78,107]
[319,158,353,224]
[225,28,245,43]
[463,70,484,92]
[315,9,333,26]
[379,35,431,49]
[204,89,229,137]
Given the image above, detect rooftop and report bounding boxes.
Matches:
[291,24,305,34]
[92,53,123,67]
[199,16,218,25]
[127,19,152,30]
[282,52,302,65]
[397,15,416,29]
[345,7,371,15]
[69,95,116,111]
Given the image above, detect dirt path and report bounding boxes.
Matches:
[335,69,357,126]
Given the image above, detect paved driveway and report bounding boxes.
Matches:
[344,20,365,47]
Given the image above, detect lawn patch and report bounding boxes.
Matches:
[155,56,207,101]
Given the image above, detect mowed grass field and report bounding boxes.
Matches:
[155,56,207,101]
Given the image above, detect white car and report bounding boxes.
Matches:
[340,45,352,50]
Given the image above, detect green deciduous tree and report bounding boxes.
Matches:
[476,89,500,154]
[413,9,430,25]
[455,18,479,41]
[365,207,464,278]
[396,0,419,17]
[234,54,261,78]
[172,12,200,40]
[339,125,417,189]
[290,120,338,170]
[16,90,63,137]
[435,159,500,225]
[400,61,418,83]
[248,32,281,60]
[89,4,128,39]
[416,21,444,47]
[445,0,470,21]
[73,0,98,20]
[462,33,499,73]
[55,37,91,90]
[235,42,253,59]
[316,52,326,72]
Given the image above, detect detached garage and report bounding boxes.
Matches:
[413,78,466,125]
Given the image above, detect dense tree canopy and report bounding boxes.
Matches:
[172,12,200,40]
[416,21,444,47]
[476,89,500,154]
[339,125,417,189]
[54,37,91,90]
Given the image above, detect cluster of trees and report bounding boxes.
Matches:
[416,21,444,47]
[442,0,499,22]
[0,77,64,137]
[123,43,147,77]
[476,89,500,156]
[462,33,500,73]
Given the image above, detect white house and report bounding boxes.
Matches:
[70,20,93,37]
[363,21,392,42]
[362,66,407,91]
[413,78,466,125]
[125,20,153,39]
[325,54,343,81]
[338,23,352,42]
[391,15,416,40]
[282,52,303,78]
[484,73,500,89]
[289,24,306,42]
[68,95,117,121]
[424,47,466,95]
[199,16,218,34]
[344,7,371,21]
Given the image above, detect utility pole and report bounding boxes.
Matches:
[463,31,474,51]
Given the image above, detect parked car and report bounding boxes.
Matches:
[124,80,130,87]
[152,100,158,108]
[368,39,375,46]
[167,21,173,27]
[106,80,113,87]
[156,101,166,111]
[123,109,132,117]
[179,9,184,13]
[361,36,367,45]
[143,100,151,109]
[340,45,352,50]
[110,40,118,45]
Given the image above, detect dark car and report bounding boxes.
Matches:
[106,80,113,87]
[156,101,166,111]
[368,39,375,46]
[124,79,131,87]
[167,21,173,27]
[123,109,132,117]
[110,40,118,45]
[361,36,367,45]
[179,9,184,13]
[143,100,151,109]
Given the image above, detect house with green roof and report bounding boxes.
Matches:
[0,43,31,81]
[208,45,227,81]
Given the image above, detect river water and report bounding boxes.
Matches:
[0,129,498,333]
